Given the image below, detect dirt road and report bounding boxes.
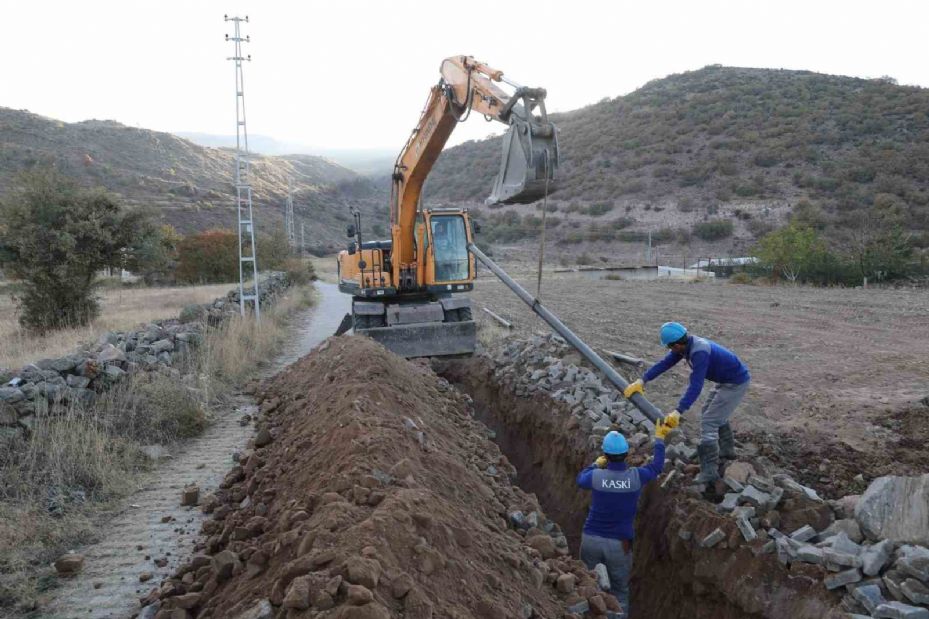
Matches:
[471,271,929,494]
[37,283,349,619]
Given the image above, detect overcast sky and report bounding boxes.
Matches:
[5,1,928,151]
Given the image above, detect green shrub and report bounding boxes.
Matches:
[282,258,317,285]
[729,272,753,284]
[586,203,614,216]
[0,168,159,333]
[693,219,734,241]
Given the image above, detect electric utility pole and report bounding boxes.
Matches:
[225,14,260,320]
[285,177,296,249]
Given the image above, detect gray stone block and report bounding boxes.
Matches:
[594,563,610,591]
[747,475,776,493]
[851,583,886,614]
[718,492,741,513]
[896,545,929,582]
[822,518,864,544]
[873,601,929,619]
[790,525,817,543]
[885,570,908,601]
[856,475,929,545]
[566,599,590,615]
[797,545,824,564]
[831,531,863,556]
[776,475,823,501]
[862,539,895,576]
[736,517,757,542]
[740,485,771,508]
[824,567,862,590]
[901,578,929,605]
[723,477,745,493]
[824,547,863,571]
[701,528,725,548]
[0,387,25,403]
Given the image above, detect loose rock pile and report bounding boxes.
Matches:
[485,332,929,619]
[146,336,625,619]
[0,272,292,445]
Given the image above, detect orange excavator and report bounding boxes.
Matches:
[337,56,558,357]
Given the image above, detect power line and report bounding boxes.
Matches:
[225,14,260,321]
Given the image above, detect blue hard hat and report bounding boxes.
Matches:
[660,322,688,347]
[602,431,629,455]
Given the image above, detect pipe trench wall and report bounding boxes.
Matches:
[439,356,845,619]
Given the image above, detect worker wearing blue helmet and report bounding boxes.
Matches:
[624,322,750,484]
[576,423,668,616]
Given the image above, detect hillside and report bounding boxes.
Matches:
[426,66,929,263]
[0,108,384,251]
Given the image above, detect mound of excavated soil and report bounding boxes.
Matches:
[149,335,621,618]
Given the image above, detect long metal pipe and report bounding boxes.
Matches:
[469,243,663,423]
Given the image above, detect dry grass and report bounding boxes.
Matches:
[0,283,230,370]
[307,254,338,283]
[476,314,512,351]
[0,283,315,611]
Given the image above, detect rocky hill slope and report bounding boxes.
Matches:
[0,108,384,251]
[425,66,929,259]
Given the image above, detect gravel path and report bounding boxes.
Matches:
[38,282,348,619]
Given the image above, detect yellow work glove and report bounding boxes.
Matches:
[623,379,644,399]
[595,456,608,468]
[655,420,671,441]
[664,410,681,428]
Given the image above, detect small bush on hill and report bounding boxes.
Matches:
[693,219,734,241]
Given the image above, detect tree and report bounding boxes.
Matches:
[0,168,157,332]
[755,223,830,283]
[790,199,827,231]
[175,229,238,284]
[257,224,293,270]
[128,223,181,285]
[846,196,913,283]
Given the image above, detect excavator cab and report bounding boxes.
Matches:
[487,89,558,205]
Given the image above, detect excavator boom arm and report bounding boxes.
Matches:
[390,55,558,270]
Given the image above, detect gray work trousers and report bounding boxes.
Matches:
[699,380,750,443]
[580,533,632,615]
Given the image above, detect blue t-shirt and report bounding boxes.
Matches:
[643,335,750,412]
[576,440,665,540]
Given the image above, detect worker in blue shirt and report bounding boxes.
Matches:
[623,322,751,484]
[576,424,668,616]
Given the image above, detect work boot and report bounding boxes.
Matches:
[695,441,720,484]
[718,423,736,460]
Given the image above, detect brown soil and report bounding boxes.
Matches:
[470,272,929,497]
[157,336,622,618]
[440,355,848,619]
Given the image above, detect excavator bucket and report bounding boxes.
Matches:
[356,321,476,358]
[486,121,558,205]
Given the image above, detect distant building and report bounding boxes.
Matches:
[687,256,758,277]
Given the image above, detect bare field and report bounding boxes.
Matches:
[471,271,929,494]
[0,283,230,369]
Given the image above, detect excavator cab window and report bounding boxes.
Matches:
[431,215,469,282]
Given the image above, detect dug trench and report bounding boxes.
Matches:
[438,355,845,619]
[149,335,852,619]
